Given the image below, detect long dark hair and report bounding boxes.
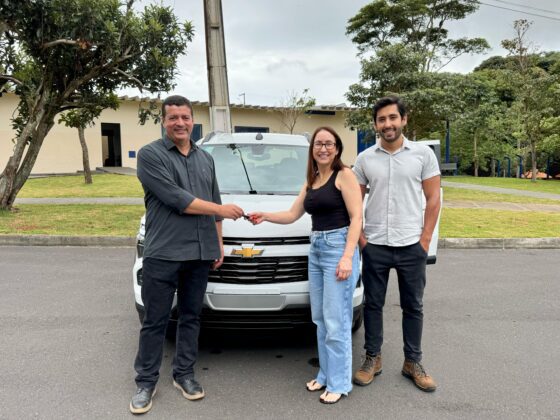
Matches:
[306,126,345,189]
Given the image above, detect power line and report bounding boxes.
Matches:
[488,0,560,16]
[479,1,560,22]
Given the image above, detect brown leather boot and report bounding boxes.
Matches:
[353,353,382,386]
[401,360,437,392]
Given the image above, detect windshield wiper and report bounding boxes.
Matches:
[228,144,257,194]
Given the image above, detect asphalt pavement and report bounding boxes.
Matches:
[0,246,559,419]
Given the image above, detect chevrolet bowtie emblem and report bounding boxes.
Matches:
[231,244,264,258]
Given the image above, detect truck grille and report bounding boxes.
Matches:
[223,237,309,246]
[209,256,308,284]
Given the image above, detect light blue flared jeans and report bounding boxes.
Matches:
[309,226,359,394]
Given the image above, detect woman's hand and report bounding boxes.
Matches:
[335,255,353,281]
[247,212,266,225]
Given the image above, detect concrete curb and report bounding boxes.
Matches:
[0,235,135,247]
[0,235,559,248]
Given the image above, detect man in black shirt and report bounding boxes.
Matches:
[130,95,244,415]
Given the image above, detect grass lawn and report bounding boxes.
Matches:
[0,205,144,236]
[1,205,559,238]
[444,176,560,195]
[19,174,143,198]
[442,187,560,205]
[440,208,560,238]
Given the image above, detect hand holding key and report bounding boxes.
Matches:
[247,212,266,225]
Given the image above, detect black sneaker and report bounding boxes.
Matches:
[173,378,205,400]
[129,386,156,414]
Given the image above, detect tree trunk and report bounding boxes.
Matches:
[530,140,537,183]
[473,130,478,177]
[0,90,56,210]
[78,126,93,184]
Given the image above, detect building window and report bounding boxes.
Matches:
[234,126,269,133]
[192,124,203,141]
[357,129,376,153]
[304,110,335,116]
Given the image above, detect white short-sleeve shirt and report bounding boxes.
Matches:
[353,137,440,247]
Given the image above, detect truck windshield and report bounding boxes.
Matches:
[202,144,308,194]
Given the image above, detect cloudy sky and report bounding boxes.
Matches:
[136,0,560,106]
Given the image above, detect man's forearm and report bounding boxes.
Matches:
[215,220,223,245]
[184,198,221,216]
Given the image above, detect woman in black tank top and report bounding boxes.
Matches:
[248,127,363,404]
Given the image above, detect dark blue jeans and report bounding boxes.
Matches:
[362,242,427,362]
[134,258,211,388]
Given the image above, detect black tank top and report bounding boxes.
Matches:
[303,170,351,231]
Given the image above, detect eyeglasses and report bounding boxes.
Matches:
[313,142,336,150]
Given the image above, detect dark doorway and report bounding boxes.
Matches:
[101,123,122,167]
[192,124,203,141]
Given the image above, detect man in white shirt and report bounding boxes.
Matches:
[352,96,441,392]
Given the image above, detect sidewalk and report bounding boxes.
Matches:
[444,200,560,212]
[14,197,144,205]
[442,180,560,200]
[96,166,137,176]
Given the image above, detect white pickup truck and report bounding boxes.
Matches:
[132,132,441,333]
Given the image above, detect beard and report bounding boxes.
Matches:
[378,126,402,143]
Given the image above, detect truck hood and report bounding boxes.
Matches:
[138,194,311,240]
[221,194,311,238]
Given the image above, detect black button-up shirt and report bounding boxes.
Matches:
[137,135,223,261]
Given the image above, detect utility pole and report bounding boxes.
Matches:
[204,0,232,133]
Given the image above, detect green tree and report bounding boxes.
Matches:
[0,0,193,209]
[347,44,471,140]
[476,51,560,74]
[346,0,488,72]
[451,71,513,176]
[501,20,560,181]
[541,117,560,161]
[345,0,489,134]
[346,43,425,132]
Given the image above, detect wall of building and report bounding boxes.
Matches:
[0,95,17,169]
[0,93,359,174]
